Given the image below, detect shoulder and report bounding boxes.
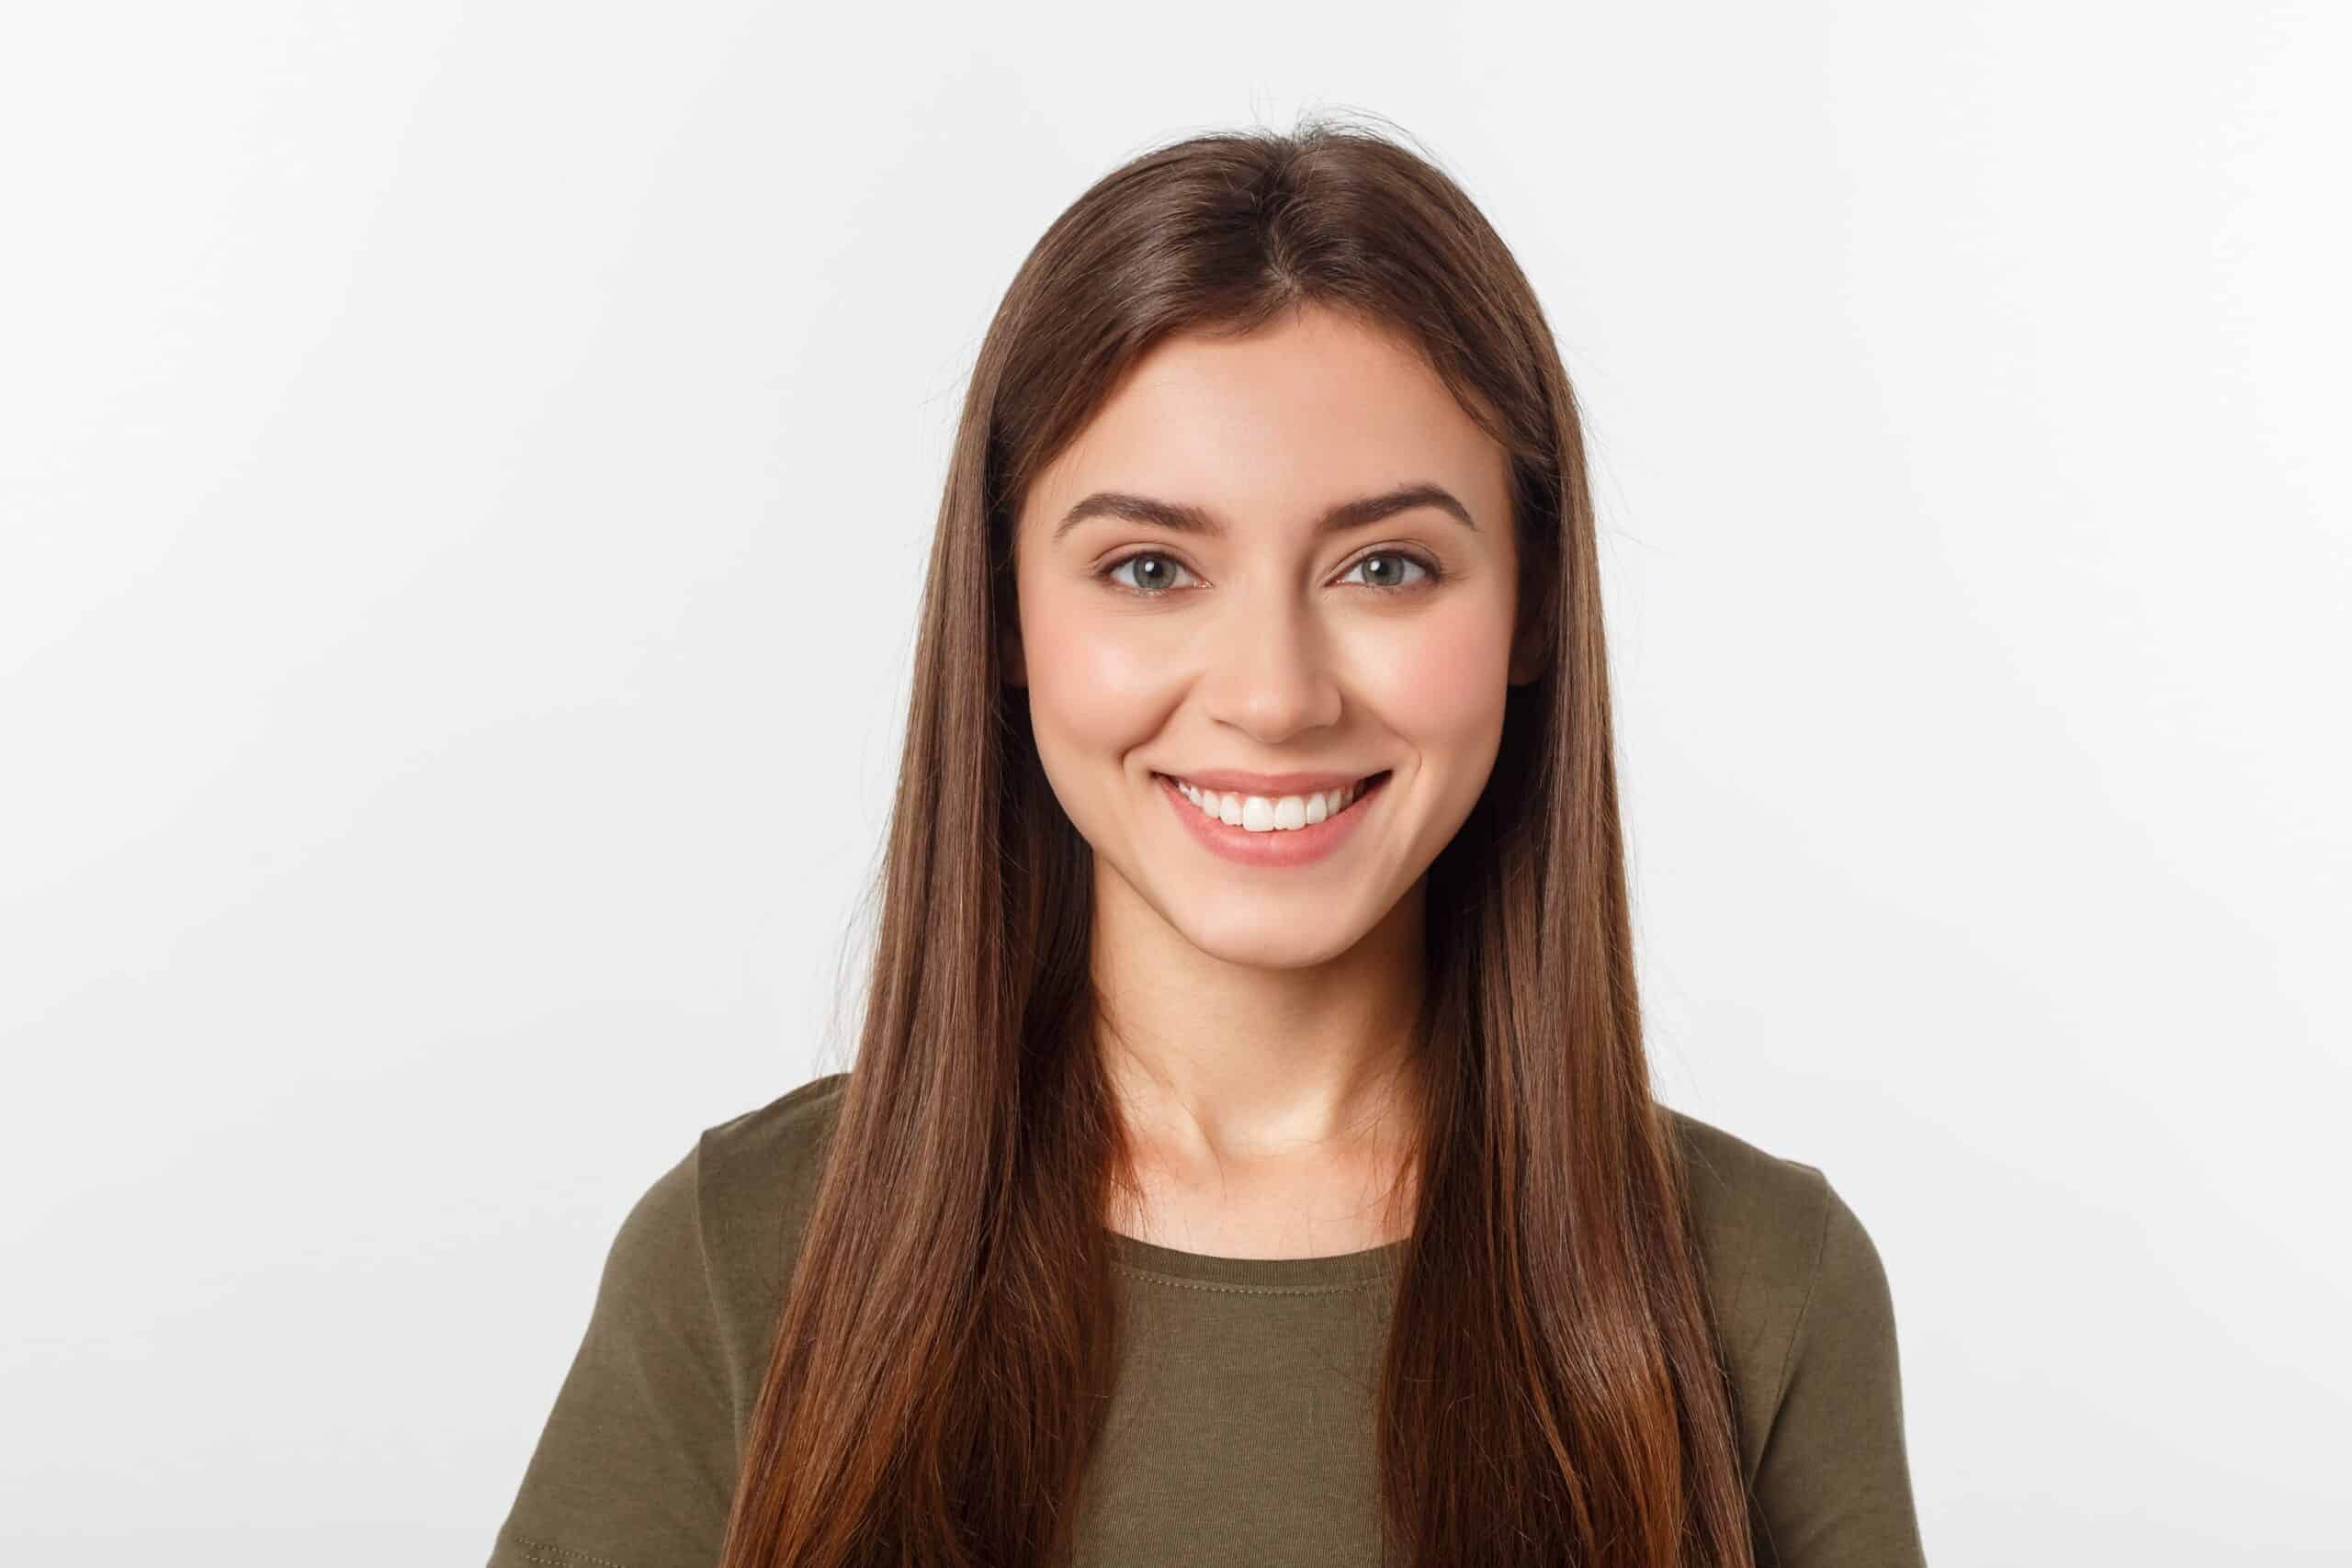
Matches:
[692,1069,854,1292]
[698,1068,854,1202]
[633,1070,853,1441]
[1662,1104,1895,1482]
[1664,1103,1838,1287]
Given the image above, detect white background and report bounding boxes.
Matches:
[3,3,2345,1563]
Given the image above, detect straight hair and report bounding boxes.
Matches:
[718,115,1756,1568]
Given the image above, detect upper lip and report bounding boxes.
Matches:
[1155,767,1388,795]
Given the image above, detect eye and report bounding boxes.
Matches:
[1100,551,1200,595]
[1339,550,1439,592]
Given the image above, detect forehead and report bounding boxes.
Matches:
[1023,306,1510,534]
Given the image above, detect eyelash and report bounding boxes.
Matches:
[1096,548,1443,598]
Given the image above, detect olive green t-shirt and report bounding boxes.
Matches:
[488,1073,1927,1567]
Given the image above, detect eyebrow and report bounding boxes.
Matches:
[1051,480,1479,544]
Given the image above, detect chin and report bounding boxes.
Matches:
[1168,901,1369,971]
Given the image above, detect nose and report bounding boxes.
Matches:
[1195,584,1344,744]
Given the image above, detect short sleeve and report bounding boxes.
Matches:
[1748,1175,1929,1568]
[488,1141,740,1568]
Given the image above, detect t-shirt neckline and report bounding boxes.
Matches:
[1101,1224,1407,1288]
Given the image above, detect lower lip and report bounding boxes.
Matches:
[1154,772,1390,868]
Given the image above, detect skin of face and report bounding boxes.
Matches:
[1004,302,1544,989]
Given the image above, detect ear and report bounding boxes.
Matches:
[1507,562,1554,687]
[995,558,1029,688]
[1001,622,1027,689]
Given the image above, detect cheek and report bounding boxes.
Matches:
[1358,593,1516,762]
[1020,588,1172,763]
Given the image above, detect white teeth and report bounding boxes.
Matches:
[1167,774,1374,833]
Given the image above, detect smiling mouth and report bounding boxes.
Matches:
[1153,771,1392,833]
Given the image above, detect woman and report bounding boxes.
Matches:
[489,118,1928,1568]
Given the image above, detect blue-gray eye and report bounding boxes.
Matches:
[1342,552,1435,590]
[1102,553,1198,593]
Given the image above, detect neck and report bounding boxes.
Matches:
[1089,870,1430,1243]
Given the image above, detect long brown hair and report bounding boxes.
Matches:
[718,114,1753,1568]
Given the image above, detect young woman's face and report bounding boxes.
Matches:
[1007,303,1540,970]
